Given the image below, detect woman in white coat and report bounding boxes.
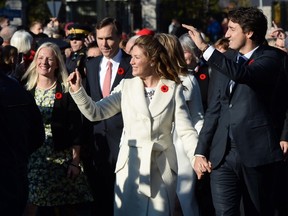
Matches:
[68,35,207,216]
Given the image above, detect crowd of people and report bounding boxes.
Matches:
[0,5,288,216]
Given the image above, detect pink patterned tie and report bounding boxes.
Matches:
[103,61,112,97]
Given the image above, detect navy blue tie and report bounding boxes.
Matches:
[228,54,247,142]
[237,55,246,65]
[229,55,246,93]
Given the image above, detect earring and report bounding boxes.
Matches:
[150,63,154,67]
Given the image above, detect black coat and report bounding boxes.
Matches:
[31,82,84,151]
[0,73,44,215]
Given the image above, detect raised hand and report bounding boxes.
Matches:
[67,69,82,92]
[182,24,209,52]
[84,34,96,47]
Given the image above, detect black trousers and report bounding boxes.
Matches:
[82,134,115,216]
[210,144,281,216]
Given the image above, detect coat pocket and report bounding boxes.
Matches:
[114,145,129,173]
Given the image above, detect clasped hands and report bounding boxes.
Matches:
[193,156,212,180]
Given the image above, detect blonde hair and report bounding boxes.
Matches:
[22,42,69,92]
[154,33,188,76]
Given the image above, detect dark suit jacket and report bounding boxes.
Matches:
[66,47,87,76]
[84,50,133,166]
[0,73,45,214]
[189,60,210,112]
[196,45,287,169]
[31,82,84,150]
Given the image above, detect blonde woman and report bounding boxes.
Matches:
[22,42,93,215]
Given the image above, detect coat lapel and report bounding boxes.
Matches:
[227,53,245,98]
[149,79,175,118]
[112,51,132,90]
[130,77,151,118]
[129,78,176,119]
[229,46,263,99]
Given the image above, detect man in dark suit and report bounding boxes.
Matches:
[183,7,288,216]
[83,17,133,215]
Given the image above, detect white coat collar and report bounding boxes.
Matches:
[130,77,176,118]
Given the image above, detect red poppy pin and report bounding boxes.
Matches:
[199,73,207,80]
[161,85,169,92]
[117,67,125,75]
[248,59,254,65]
[55,92,63,100]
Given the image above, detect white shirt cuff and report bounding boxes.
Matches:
[203,45,215,61]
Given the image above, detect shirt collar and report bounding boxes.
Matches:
[243,46,259,59]
[103,49,122,65]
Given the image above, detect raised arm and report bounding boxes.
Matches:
[67,69,82,93]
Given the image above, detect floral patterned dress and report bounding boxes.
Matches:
[27,85,93,206]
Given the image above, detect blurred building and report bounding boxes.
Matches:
[66,0,143,34]
[1,0,287,34]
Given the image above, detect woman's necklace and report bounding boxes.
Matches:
[144,88,156,100]
[36,81,57,91]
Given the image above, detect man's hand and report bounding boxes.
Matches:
[193,155,212,180]
[182,24,208,52]
[270,21,286,39]
[84,34,96,47]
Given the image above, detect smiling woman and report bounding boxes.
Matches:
[68,35,201,216]
[21,42,94,215]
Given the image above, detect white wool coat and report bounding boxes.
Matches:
[70,77,198,216]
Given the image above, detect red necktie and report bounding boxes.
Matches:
[103,61,112,97]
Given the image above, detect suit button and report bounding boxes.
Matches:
[229,104,233,108]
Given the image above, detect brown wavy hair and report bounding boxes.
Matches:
[132,35,181,84]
